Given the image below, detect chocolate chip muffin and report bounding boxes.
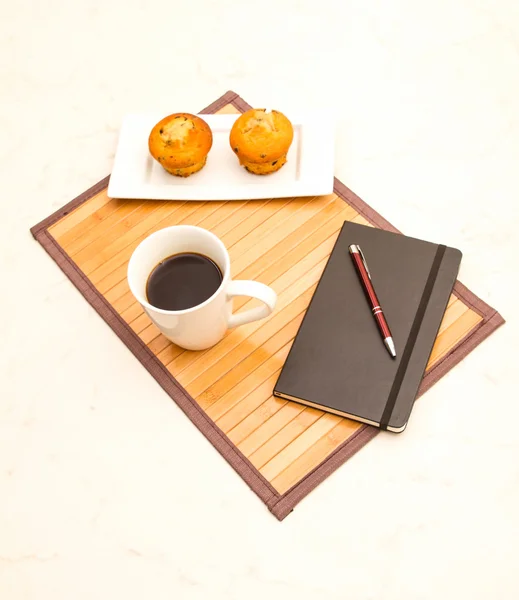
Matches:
[229,109,294,175]
[148,113,212,177]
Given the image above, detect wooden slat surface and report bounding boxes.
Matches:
[48,102,484,495]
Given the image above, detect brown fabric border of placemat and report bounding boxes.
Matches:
[31,91,505,521]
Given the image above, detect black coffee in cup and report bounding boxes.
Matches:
[146,252,222,311]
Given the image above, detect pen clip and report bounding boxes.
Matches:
[356,245,372,280]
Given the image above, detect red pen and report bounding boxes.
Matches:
[349,244,396,358]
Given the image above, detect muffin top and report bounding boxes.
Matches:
[229,109,294,164]
[148,113,212,169]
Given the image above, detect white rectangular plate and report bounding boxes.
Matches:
[107,113,334,201]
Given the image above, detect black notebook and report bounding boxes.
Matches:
[273,221,462,432]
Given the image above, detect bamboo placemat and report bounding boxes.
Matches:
[31,91,504,520]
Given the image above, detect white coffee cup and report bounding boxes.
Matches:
[127,225,277,351]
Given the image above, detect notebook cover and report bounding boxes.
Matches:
[274,221,462,432]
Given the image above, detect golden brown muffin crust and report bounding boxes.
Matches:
[161,157,208,178]
[229,109,293,171]
[241,155,287,175]
[149,113,212,175]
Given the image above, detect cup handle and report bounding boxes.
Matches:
[226,280,277,328]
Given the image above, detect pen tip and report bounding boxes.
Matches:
[384,337,397,358]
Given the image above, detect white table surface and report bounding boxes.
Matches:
[1,1,518,598]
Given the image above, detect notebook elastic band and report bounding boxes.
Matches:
[380,244,447,430]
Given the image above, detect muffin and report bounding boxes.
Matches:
[229,109,294,175]
[148,113,212,177]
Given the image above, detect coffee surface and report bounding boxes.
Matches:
[146,252,223,311]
